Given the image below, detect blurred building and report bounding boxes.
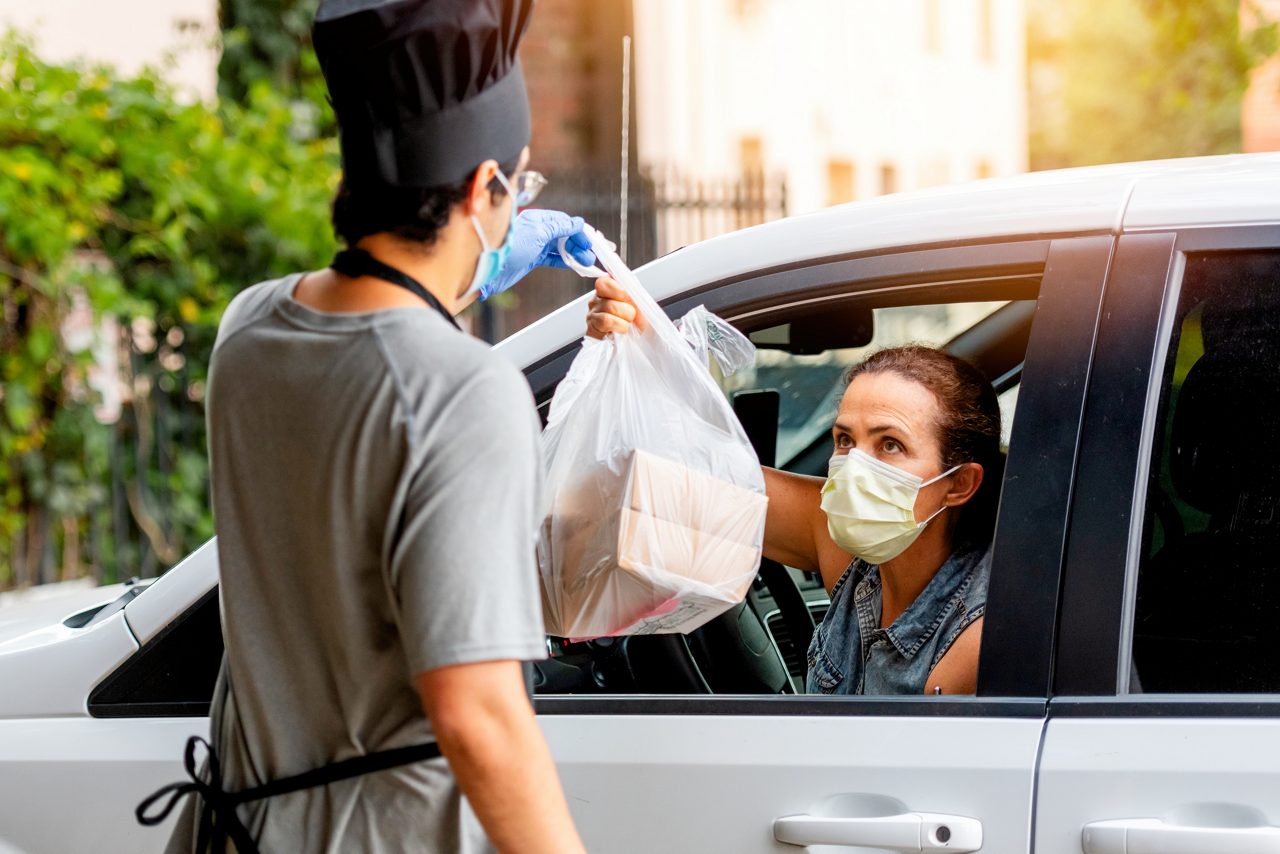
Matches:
[509,0,1028,339]
[2,0,1029,340]
[1243,0,1280,152]
[0,0,218,99]
[633,0,1028,218]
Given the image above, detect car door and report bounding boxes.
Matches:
[1035,227,1280,853]
[531,235,1112,853]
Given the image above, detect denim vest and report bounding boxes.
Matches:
[805,545,991,695]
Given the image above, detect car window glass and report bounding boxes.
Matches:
[1130,250,1280,694]
[720,301,1010,473]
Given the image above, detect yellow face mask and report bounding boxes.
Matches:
[820,450,960,565]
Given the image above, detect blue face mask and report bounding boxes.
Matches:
[465,169,517,300]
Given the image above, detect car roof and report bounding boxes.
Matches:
[496,153,1280,372]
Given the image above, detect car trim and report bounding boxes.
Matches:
[722,273,1041,326]
[1053,232,1179,696]
[88,588,220,718]
[661,240,1049,323]
[978,235,1116,697]
[1124,219,1280,234]
[1116,249,1187,695]
[1112,178,1140,236]
[533,695,1047,717]
[1050,697,1280,718]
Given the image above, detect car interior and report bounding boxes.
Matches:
[535,291,1035,696]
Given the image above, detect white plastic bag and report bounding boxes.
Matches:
[537,227,768,638]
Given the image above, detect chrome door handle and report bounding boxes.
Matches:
[773,811,983,852]
[1083,818,1280,854]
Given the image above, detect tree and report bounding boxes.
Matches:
[217,0,332,140]
[1029,0,1278,169]
[0,33,338,587]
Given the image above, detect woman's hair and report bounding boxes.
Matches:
[331,157,519,249]
[845,345,1004,549]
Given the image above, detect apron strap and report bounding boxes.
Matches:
[137,735,442,853]
[330,247,462,332]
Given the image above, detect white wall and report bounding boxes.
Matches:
[0,0,219,99]
[633,0,1027,219]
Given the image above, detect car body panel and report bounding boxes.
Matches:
[1122,154,1280,231]
[0,612,136,717]
[0,581,130,647]
[0,716,195,853]
[1035,717,1280,854]
[541,714,1044,854]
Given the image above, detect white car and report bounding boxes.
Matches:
[5,153,1280,854]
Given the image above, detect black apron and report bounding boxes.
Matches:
[136,252,461,853]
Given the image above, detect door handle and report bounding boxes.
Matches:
[1083,818,1280,854]
[773,811,983,852]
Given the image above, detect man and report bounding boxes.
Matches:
[144,1,589,851]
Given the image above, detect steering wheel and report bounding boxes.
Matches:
[688,559,814,693]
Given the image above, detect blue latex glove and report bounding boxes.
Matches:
[480,210,597,300]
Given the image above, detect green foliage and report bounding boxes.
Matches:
[1029,0,1278,169]
[0,32,339,586]
[217,0,331,130]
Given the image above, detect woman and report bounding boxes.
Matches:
[587,279,1002,696]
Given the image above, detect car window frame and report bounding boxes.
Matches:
[87,236,1115,721]
[1052,224,1280,716]
[531,234,1114,717]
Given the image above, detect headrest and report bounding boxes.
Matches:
[1170,352,1280,529]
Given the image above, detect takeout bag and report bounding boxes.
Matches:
[537,227,767,637]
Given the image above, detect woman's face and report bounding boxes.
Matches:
[831,371,953,524]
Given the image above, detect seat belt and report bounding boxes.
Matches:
[137,735,442,853]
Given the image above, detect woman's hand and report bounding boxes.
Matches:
[586,276,647,339]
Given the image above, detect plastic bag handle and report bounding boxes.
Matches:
[557,236,606,278]
[558,225,688,354]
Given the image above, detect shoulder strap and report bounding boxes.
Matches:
[331,248,462,332]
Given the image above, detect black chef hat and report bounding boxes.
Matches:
[313,0,534,190]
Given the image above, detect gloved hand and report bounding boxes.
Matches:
[480,210,596,300]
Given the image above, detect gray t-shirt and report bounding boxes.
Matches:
[166,274,547,853]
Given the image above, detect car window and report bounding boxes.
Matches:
[93,273,1044,712]
[721,301,1011,473]
[1130,250,1280,693]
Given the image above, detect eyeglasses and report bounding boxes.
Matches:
[495,169,548,208]
[510,170,547,207]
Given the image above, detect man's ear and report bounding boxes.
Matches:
[463,159,500,217]
[945,462,985,507]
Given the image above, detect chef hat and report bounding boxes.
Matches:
[313,0,535,190]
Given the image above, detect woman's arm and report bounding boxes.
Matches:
[922,616,984,695]
[763,467,851,591]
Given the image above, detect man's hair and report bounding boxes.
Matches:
[331,158,519,249]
